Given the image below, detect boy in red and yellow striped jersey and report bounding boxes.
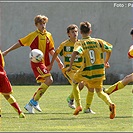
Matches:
[48,24,95,114]
[0,50,25,118]
[67,21,116,119]
[104,28,133,95]
[2,15,63,114]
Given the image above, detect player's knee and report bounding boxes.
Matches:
[123,74,133,83]
[45,76,53,85]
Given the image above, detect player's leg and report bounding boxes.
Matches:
[104,73,133,95]
[95,81,116,119]
[62,69,77,109]
[72,81,82,115]
[84,84,95,114]
[3,94,25,118]
[25,75,53,113]
[72,72,83,115]
[24,62,52,113]
[67,81,84,109]
[0,71,25,118]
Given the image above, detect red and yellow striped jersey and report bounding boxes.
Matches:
[56,39,83,70]
[74,36,113,81]
[19,29,54,66]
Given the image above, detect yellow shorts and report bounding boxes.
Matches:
[73,71,103,89]
[62,67,77,85]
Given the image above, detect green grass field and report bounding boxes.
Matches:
[0,85,133,132]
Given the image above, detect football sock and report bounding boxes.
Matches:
[105,81,125,95]
[72,83,81,107]
[69,92,74,100]
[85,91,94,109]
[97,91,113,106]
[7,95,22,114]
[33,83,49,101]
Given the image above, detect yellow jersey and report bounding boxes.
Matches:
[56,39,83,70]
[74,36,113,81]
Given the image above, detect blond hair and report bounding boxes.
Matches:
[34,15,48,25]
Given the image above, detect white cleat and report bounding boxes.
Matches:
[33,104,42,112]
[84,108,96,114]
[29,99,42,112]
[24,103,35,114]
[68,102,76,109]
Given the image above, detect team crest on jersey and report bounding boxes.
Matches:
[66,46,71,52]
[43,68,48,73]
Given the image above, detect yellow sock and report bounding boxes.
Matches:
[69,92,74,100]
[105,81,125,95]
[7,95,16,103]
[33,83,49,101]
[7,95,22,114]
[97,91,113,106]
[85,91,94,109]
[72,83,81,107]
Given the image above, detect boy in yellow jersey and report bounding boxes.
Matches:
[2,15,63,114]
[67,21,116,119]
[48,24,95,114]
[103,28,133,95]
[0,50,25,118]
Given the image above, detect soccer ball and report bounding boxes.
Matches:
[29,49,44,63]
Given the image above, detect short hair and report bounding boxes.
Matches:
[67,24,78,33]
[34,15,48,25]
[80,21,91,34]
[130,28,133,35]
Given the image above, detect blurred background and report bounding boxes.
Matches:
[0,1,132,85]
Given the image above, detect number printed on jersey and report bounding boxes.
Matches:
[89,50,95,64]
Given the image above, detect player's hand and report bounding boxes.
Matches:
[66,67,71,72]
[104,62,110,68]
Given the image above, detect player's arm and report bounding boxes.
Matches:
[2,42,21,56]
[67,51,79,72]
[104,52,111,68]
[49,49,64,70]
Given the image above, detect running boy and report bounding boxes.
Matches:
[67,21,116,119]
[2,15,63,114]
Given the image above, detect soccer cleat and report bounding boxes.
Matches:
[73,106,82,115]
[24,103,35,114]
[19,112,25,118]
[29,99,42,112]
[109,103,116,119]
[67,96,76,109]
[84,108,96,114]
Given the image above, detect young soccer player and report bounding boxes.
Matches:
[2,15,63,114]
[48,24,95,114]
[103,28,133,95]
[0,50,25,118]
[67,21,116,119]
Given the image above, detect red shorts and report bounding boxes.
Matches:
[0,67,12,95]
[31,61,51,83]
